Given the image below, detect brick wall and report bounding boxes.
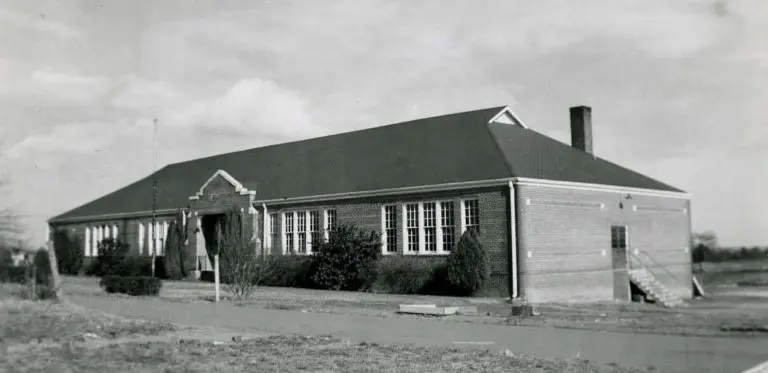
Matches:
[263,186,511,296]
[516,184,692,303]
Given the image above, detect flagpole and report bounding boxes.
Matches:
[151,118,158,277]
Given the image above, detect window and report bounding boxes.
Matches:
[611,226,627,249]
[84,227,92,257]
[423,202,437,252]
[394,199,467,255]
[297,212,307,253]
[138,223,145,255]
[309,211,321,252]
[464,199,480,234]
[383,205,398,253]
[284,213,295,253]
[440,201,455,251]
[269,212,278,249]
[405,204,419,253]
[325,209,337,233]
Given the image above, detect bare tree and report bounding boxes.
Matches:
[218,208,276,301]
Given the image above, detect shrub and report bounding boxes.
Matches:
[32,249,52,285]
[262,255,316,288]
[116,255,153,276]
[373,258,457,295]
[99,275,162,296]
[312,223,381,291]
[52,229,84,275]
[446,229,489,296]
[163,210,195,280]
[1,266,28,284]
[85,238,130,276]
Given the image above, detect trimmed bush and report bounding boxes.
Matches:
[52,229,84,275]
[262,255,316,288]
[373,258,457,295]
[85,238,130,276]
[446,229,489,296]
[116,255,152,276]
[164,210,195,280]
[312,223,381,291]
[32,249,52,285]
[99,275,162,296]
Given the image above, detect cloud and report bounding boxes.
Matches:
[0,69,113,104]
[168,79,319,138]
[0,8,83,40]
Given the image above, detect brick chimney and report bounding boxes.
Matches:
[570,106,593,155]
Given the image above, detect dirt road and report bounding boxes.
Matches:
[68,294,767,373]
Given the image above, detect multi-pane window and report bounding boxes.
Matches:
[393,199,477,255]
[309,211,321,252]
[405,204,419,253]
[611,226,627,249]
[464,199,480,234]
[138,223,145,255]
[325,209,337,232]
[297,212,307,253]
[269,213,278,249]
[383,205,398,253]
[284,213,295,253]
[423,202,437,252]
[440,201,455,252]
[84,227,92,257]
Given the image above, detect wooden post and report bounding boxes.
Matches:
[45,240,65,303]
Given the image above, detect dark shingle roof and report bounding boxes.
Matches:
[50,106,683,222]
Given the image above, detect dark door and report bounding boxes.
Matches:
[611,225,630,301]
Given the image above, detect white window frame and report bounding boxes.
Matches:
[461,198,480,234]
[138,222,145,254]
[309,211,320,253]
[440,201,456,252]
[297,212,307,254]
[401,199,461,256]
[268,212,278,250]
[84,227,91,257]
[323,209,337,240]
[381,205,398,254]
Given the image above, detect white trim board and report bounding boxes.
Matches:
[49,208,178,224]
[254,178,510,206]
[514,178,691,199]
[488,106,529,129]
[189,169,256,201]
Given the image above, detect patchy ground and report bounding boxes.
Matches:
[60,275,768,337]
[0,288,657,373]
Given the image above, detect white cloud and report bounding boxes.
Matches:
[0,8,83,40]
[161,78,320,139]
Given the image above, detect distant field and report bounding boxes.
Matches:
[695,260,768,288]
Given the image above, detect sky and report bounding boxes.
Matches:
[0,0,766,248]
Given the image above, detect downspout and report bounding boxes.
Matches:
[508,180,519,299]
[262,203,268,255]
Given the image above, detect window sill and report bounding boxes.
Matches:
[402,251,451,256]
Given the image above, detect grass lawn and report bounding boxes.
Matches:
[60,275,768,337]
[0,285,658,373]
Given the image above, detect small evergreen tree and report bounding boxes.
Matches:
[52,229,84,275]
[163,210,193,280]
[311,223,381,291]
[446,229,489,296]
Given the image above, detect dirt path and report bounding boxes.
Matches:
[67,293,767,373]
